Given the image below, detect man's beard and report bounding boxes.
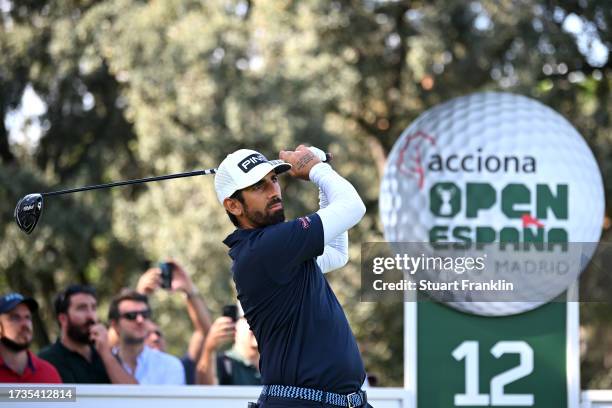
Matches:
[244,198,285,228]
[67,318,95,345]
[123,333,145,346]
[0,336,31,352]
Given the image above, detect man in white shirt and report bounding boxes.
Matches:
[108,289,185,385]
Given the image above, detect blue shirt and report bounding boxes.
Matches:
[114,345,185,385]
[223,213,365,394]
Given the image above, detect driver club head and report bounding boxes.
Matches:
[14,194,44,234]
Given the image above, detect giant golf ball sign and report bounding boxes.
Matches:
[379,92,605,316]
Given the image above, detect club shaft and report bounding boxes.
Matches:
[40,152,332,197]
[42,169,216,197]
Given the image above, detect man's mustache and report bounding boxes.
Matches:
[267,198,283,209]
[18,328,32,336]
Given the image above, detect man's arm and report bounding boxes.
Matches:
[315,175,349,273]
[169,262,213,361]
[279,146,365,270]
[195,317,235,385]
[98,350,138,384]
[309,162,366,245]
[89,324,138,384]
[280,146,366,245]
[195,344,217,385]
[187,331,205,364]
[137,262,213,362]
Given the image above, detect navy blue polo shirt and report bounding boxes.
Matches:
[223,213,365,394]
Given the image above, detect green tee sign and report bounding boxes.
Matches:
[378,93,603,407]
[417,301,570,408]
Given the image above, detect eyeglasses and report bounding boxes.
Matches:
[119,309,151,321]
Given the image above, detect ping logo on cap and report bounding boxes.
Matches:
[239,153,267,173]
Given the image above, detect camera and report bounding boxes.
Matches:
[159,262,174,289]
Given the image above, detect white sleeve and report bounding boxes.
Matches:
[315,180,349,273]
[310,163,365,272]
[316,233,348,273]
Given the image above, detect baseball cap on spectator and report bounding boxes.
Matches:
[214,149,291,204]
[0,293,39,314]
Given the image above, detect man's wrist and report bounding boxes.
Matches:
[203,343,216,357]
[185,288,199,298]
[97,345,114,359]
[309,162,332,182]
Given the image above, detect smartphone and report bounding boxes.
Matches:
[159,262,174,289]
[222,304,238,322]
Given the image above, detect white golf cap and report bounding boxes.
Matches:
[214,149,292,204]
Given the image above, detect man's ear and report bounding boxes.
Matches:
[58,313,67,328]
[224,197,244,217]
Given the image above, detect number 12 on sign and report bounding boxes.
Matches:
[452,340,534,406]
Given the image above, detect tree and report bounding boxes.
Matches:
[1,0,609,386]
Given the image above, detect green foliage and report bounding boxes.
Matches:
[1,0,610,387]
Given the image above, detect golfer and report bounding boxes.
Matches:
[215,145,370,408]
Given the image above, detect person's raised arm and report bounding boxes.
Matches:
[279,146,365,246]
[169,262,212,332]
[169,261,212,362]
[307,147,350,273]
[195,317,235,385]
[89,324,138,384]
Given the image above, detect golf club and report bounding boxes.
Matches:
[14,152,332,235]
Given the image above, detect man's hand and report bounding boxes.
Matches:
[89,323,111,354]
[136,268,161,295]
[168,260,197,296]
[203,317,236,354]
[279,145,322,181]
[196,317,234,385]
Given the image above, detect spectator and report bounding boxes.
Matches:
[39,285,136,384]
[144,321,205,386]
[144,321,166,351]
[0,292,61,383]
[136,260,211,385]
[108,289,185,384]
[196,308,261,385]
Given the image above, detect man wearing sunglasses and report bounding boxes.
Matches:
[108,289,185,385]
[39,285,136,384]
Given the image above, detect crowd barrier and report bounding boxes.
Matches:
[1,385,611,407]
